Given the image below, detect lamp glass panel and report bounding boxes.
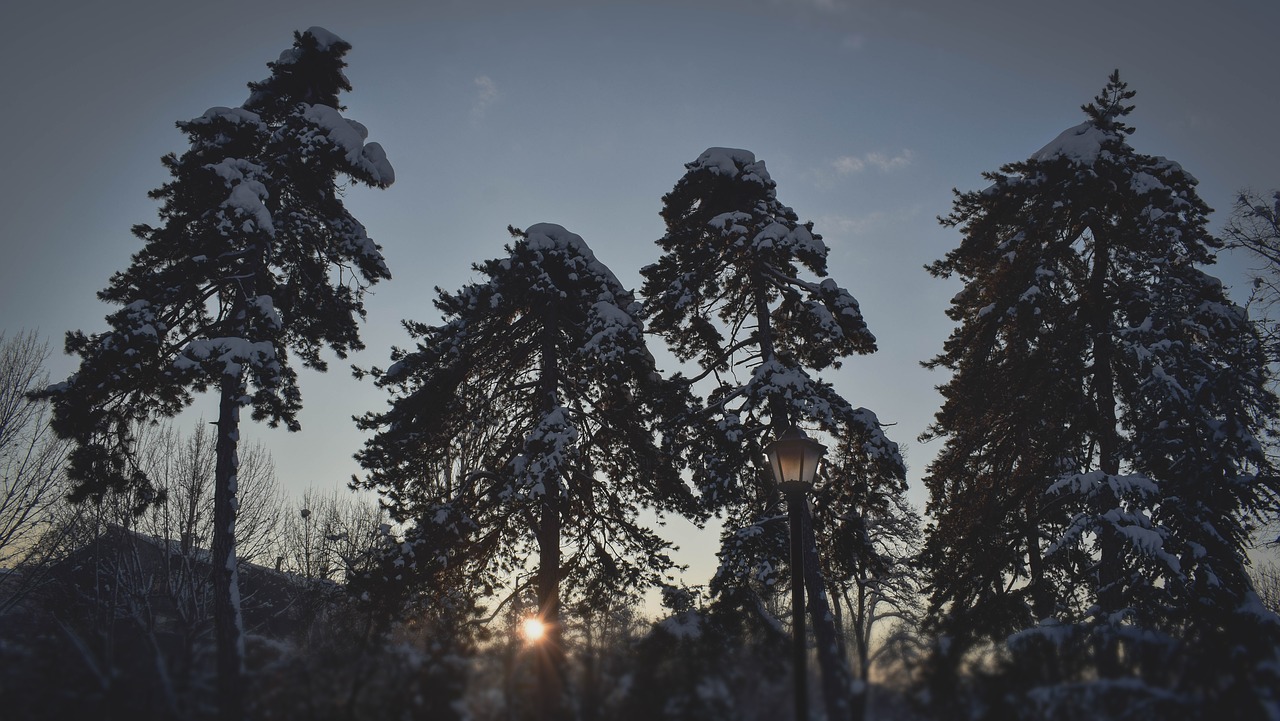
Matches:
[799,442,824,485]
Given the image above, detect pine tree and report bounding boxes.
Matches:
[40,27,393,721]
[355,223,697,721]
[641,147,906,720]
[921,72,1280,719]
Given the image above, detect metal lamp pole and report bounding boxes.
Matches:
[765,426,827,721]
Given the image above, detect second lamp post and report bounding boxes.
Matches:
[765,425,827,721]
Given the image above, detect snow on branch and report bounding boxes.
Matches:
[1031,121,1115,166]
[297,104,396,187]
[689,147,772,186]
[206,158,274,238]
[512,407,579,498]
[174,337,279,379]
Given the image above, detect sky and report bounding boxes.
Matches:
[1,0,1277,590]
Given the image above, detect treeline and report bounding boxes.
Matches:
[2,25,1280,721]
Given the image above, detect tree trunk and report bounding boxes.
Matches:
[535,310,567,721]
[535,495,565,721]
[1087,226,1122,679]
[850,583,870,721]
[212,373,246,721]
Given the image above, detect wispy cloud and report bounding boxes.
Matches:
[471,75,499,121]
[840,34,866,51]
[833,155,866,175]
[814,211,890,238]
[814,205,925,242]
[832,149,915,176]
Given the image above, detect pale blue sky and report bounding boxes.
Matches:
[2,0,1277,586]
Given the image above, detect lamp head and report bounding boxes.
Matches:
[765,425,826,492]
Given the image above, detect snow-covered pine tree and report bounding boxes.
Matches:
[355,223,697,721]
[40,27,393,721]
[921,72,1280,720]
[641,147,906,721]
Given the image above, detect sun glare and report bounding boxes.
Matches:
[520,617,546,643]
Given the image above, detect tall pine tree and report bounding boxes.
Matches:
[355,223,696,721]
[921,72,1280,720]
[641,147,906,720]
[40,27,393,721]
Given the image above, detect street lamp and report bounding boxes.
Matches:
[765,425,826,721]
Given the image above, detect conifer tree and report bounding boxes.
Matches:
[921,72,1280,719]
[641,147,906,720]
[40,28,393,721]
[355,223,696,721]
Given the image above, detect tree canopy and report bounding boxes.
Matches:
[920,72,1280,719]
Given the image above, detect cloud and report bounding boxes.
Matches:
[866,149,915,171]
[833,155,866,174]
[814,211,889,238]
[814,205,924,241]
[840,34,866,50]
[832,149,914,176]
[471,75,499,121]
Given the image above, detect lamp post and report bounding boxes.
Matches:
[765,425,827,721]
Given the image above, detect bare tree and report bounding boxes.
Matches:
[1252,561,1280,615]
[1225,190,1280,364]
[133,422,283,566]
[4,422,289,719]
[1224,190,1280,546]
[276,487,386,582]
[0,330,68,611]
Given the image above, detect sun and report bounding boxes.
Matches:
[520,617,546,643]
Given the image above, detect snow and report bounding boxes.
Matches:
[657,610,703,640]
[787,224,827,258]
[175,337,279,378]
[1114,523,1181,573]
[1130,171,1163,195]
[207,158,274,237]
[300,104,396,187]
[274,48,301,66]
[752,222,789,250]
[849,407,903,464]
[708,211,752,239]
[190,106,263,128]
[584,300,642,362]
[252,295,283,330]
[1148,155,1197,185]
[1047,471,1160,498]
[523,223,627,290]
[304,26,347,52]
[1032,121,1112,165]
[514,406,579,497]
[688,147,772,185]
